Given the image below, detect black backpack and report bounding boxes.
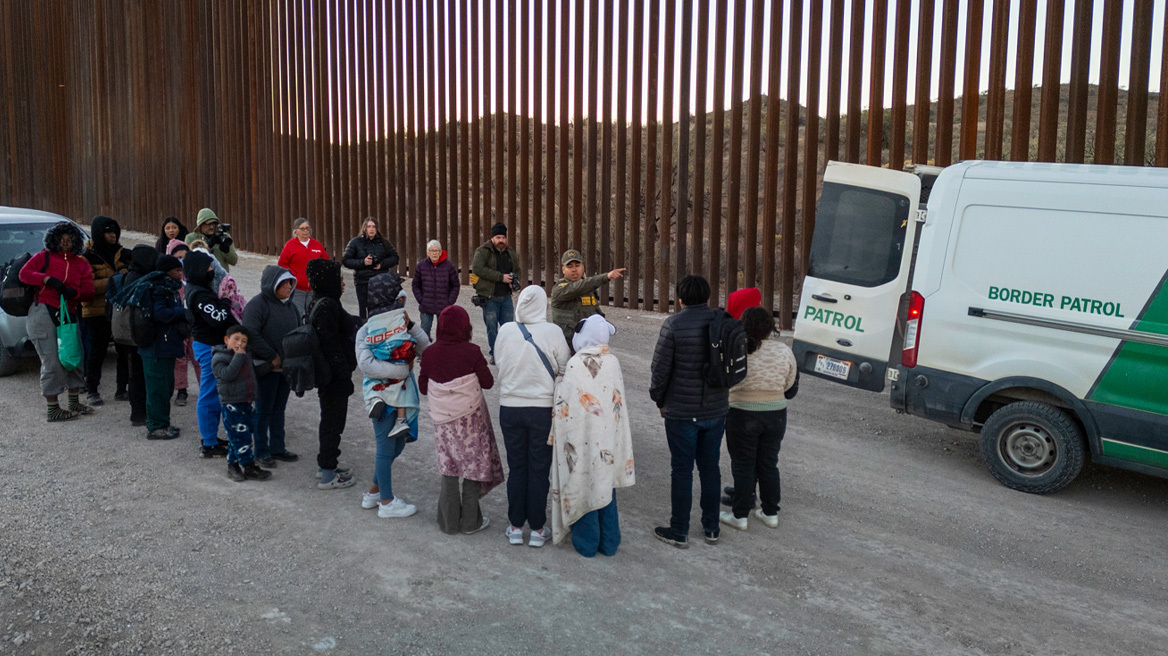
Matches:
[282,303,332,397]
[0,251,48,317]
[109,276,156,348]
[704,309,748,388]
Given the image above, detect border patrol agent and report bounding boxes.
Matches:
[549,249,625,351]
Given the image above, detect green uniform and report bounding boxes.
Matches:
[549,273,608,348]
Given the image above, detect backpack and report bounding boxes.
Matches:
[704,309,749,388]
[282,303,332,397]
[0,251,48,317]
[110,279,156,348]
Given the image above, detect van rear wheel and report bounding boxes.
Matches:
[979,402,1086,494]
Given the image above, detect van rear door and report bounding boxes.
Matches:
[793,162,921,392]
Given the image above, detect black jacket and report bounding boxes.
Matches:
[184,251,238,345]
[649,303,729,420]
[341,234,399,284]
[307,259,358,393]
[242,265,302,362]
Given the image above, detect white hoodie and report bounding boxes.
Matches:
[495,286,572,407]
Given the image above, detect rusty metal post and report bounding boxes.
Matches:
[573,0,585,248]
[601,0,615,282]
[708,0,728,309]
[1064,0,1093,164]
[889,0,911,171]
[985,0,1010,161]
[845,0,865,163]
[691,0,710,279]
[676,0,691,283]
[614,0,630,307]
[1011,0,1038,161]
[724,0,747,301]
[558,0,571,269]
[519,0,530,282]
[545,0,558,287]
[936,0,960,166]
[781,0,803,329]
[659,0,675,311]
[1124,0,1154,166]
[587,0,600,270]
[803,0,823,278]
[742,0,764,292]
[531,0,544,286]
[1093,0,1123,164]
[630,0,645,308]
[644,0,659,311]
[508,0,518,248]
[1157,15,1168,167]
[913,0,935,165]
[959,0,984,161]
[824,0,844,163]
[760,0,785,314]
[866,0,888,167]
[1037,0,1064,162]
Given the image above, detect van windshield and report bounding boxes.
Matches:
[807,183,911,287]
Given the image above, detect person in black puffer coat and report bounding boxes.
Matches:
[341,218,399,321]
[648,275,729,549]
[185,250,238,459]
[121,245,159,427]
[307,258,359,488]
[411,239,460,337]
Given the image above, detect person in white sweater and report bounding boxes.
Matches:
[494,285,571,547]
[720,306,799,531]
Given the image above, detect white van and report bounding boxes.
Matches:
[794,160,1168,494]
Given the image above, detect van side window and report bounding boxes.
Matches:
[807,183,911,288]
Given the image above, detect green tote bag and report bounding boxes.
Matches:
[56,294,84,371]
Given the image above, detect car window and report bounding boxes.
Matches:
[0,223,51,266]
[807,183,912,288]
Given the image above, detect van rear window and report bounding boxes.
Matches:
[807,183,911,287]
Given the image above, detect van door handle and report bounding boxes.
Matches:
[812,294,838,304]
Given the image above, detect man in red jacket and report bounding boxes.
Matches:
[19,221,96,421]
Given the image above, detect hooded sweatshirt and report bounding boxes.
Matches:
[241,265,301,362]
[418,305,493,395]
[306,258,357,384]
[494,285,571,408]
[184,208,238,270]
[19,222,95,313]
[82,216,129,318]
[184,250,238,345]
[212,343,273,404]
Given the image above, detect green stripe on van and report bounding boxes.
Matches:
[1101,439,1168,469]
[1088,277,1168,416]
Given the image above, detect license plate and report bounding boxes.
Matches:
[814,354,852,380]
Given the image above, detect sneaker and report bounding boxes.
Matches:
[87,392,104,407]
[114,390,129,402]
[361,492,381,509]
[387,417,410,440]
[377,497,417,518]
[704,529,720,545]
[147,428,180,441]
[270,451,299,463]
[227,462,246,482]
[243,463,272,481]
[488,354,495,366]
[317,472,356,490]
[201,444,228,459]
[724,486,735,496]
[505,525,525,545]
[368,401,386,420]
[174,389,188,407]
[216,438,229,448]
[754,509,779,529]
[528,527,551,548]
[165,425,181,438]
[719,511,748,531]
[256,456,276,468]
[721,495,734,507]
[316,466,352,480]
[463,516,491,535]
[653,526,689,549]
[130,418,147,427]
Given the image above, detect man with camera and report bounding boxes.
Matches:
[471,222,521,365]
[185,208,239,272]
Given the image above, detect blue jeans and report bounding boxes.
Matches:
[481,295,514,357]
[371,408,417,501]
[222,402,257,465]
[255,371,291,460]
[570,492,621,557]
[420,312,435,337]
[664,416,726,538]
[192,340,223,447]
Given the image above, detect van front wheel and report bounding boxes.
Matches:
[979,402,1086,494]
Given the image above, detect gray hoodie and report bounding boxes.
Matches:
[212,344,274,404]
[242,265,302,363]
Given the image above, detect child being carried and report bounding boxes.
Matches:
[361,274,417,440]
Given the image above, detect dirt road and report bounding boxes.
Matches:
[1,235,1165,655]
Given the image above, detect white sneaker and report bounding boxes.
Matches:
[377,497,417,518]
[316,466,352,480]
[361,492,380,509]
[463,516,491,535]
[528,527,551,548]
[754,508,779,528]
[719,511,748,531]
[505,525,525,545]
[387,417,410,440]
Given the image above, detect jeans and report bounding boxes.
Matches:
[141,354,175,431]
[371,408,417,501]
[499,405,554,531]
[81,316,130,395]
[480,295,514,357]
[664,416,726,538]
[570,493,621,558]
[192,340,223,447]
[255,371,291,460]
[222,402,257,465]
[420,312,435,337]
[726,408,786,517]
[317,377,353,471]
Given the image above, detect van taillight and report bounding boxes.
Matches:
[902,291,924,368]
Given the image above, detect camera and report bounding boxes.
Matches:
[471,295,487,308]
[510,278,521,292]
[216,223,232,236]
[368,255,380,268]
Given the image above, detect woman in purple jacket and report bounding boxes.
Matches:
[412,240,461,337]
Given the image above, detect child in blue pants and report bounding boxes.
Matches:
[212,325,274,482]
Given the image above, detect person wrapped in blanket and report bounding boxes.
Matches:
[359,273,418,441]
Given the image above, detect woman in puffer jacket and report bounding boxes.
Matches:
[342,218,399,321]
[18,221,96,422]
[80,215,131,407]
[411,239,460,337]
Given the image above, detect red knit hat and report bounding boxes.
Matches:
[727,287,762,319]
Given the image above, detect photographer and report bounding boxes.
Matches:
[341,217,399,321]
[278,217,330,318]
[184,208,239,272]
[470,222,521,365]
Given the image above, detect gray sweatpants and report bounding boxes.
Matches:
[27,302,85,397]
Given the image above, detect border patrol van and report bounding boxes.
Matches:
[794,160,1168,494]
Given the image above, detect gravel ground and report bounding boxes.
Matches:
[1,233,1166,655]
